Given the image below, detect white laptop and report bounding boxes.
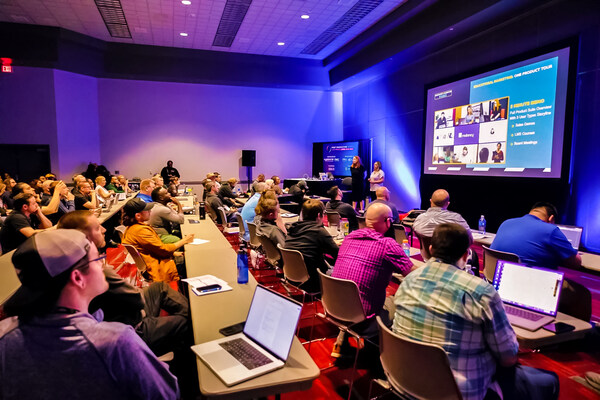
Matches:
[557,224,583,250]
[192,285,303,386]
[493,260,564,331]
[117,192,126,201]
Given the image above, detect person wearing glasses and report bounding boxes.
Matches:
[329,203,416,358]
[0,229,179,400]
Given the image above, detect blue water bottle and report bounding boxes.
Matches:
[478,215,486,234]
[237,243,249,284]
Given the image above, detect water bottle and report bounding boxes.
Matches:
[478,215,486,234]
[193,201,199,217]
[237,243,249,284]
[341,218,349,236]
[402,239,410,257]
[199,201,206,220]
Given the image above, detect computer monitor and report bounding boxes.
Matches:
[557,224,583,250]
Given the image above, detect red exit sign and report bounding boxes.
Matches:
[1,58,13,73]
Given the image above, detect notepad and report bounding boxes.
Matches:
[183,275,232,296]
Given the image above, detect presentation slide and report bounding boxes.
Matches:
[323,141,359,176]
[424,47,570,178]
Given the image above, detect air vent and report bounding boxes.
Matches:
[212,0,252,48]
[301,0,383,55]
[94,0,132,39]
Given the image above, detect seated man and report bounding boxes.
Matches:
[218,177,243,207]
[40,179,53,206]
[71,174,86,195]
[74,181,98,211]
[117,175,130,194]
[240,181,266,240]
[122,198,194,282]
[288,180,308,204]
[285,199,338,292]
[325,185,359,232]
[331,203,414,357]
[413,189,472,239]
[365,186,400,223]
[58,211,191,359]
[167,176,180,197]
[393,223,558,400]
[46,180,76,225]
[251,173,266,195]
[0,193,53,252]
[149,186,185,243]
[0,229,179,399]
[491,202,581,270]
[205,181,236,224]
[136,178,155,203]
[105,175,124,193]
[255,198,286,249]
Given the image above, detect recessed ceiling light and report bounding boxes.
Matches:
[301,14,310,19]
[180,32,188,37]
[449,27,454,31]
[277,42,285,46]
[181,0,191,5]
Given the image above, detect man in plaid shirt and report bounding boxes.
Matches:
[393,223,558,400]
[330,203,414,358]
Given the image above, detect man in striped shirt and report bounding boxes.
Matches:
[393,223,558,400]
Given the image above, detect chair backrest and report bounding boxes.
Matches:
[393,224,407,244]
[236,213,246,236]
[246,222,262,248]
[417,233,432,261]
[325,210,341,226]
[377,316,462,400]
[482,245,520,282]
[318,270,366,324]
[204,201,218,222]
[257,234,281,264]
[341,177,353,189]
[357,215,366,229]
[114,225,126,241]
[277,245,310,284]
[122,243,148,273]
[217,207,228,226]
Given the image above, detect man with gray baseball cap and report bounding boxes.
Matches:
[0,229,179,400]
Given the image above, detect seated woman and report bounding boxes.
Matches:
[122,198,194,282]
[255,198,286,249]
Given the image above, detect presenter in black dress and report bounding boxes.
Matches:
[350,156,366,211]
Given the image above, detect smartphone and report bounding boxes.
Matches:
[196,284,221,292]
[188,219,200,224]
[543,322,575,334]
[219,322,245,336]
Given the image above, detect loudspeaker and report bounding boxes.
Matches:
[242,150,256,167]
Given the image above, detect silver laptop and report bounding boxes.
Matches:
[192,285,303,386]
[557,224,583,250]
[493,260,564,331]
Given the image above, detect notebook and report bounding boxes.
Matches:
[557,224,583,250]
[493,260,564,331]
[192,285,303,386]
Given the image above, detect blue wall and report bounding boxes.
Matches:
[341,3,600,252]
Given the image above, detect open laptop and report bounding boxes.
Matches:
[557,224,583,250]
[493,260,564,331]
[192,285,303,386]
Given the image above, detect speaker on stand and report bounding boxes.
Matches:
[241,150,256,191]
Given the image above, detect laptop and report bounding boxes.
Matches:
[557,224,583,250]
[117,192,126,201]
[191,285,303,386]
[493,260,564,331]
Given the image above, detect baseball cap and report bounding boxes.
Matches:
[4,230,91,310]
[123,198,154,215]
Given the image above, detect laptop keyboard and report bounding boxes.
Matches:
[219,338,272,370]
[505,305,545,321]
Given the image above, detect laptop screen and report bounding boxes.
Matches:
[557,225,583,250]
[243,285,303,361]
[493,261,564,316]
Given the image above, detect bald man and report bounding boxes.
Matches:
[364,186,400,223]
[330,203,415,358]
[413,189,471,239]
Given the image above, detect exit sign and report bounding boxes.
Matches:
[2,65,12,73]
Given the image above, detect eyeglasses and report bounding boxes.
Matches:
[73,254,107,270]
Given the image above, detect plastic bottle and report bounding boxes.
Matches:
[478,215,486,234]
[237,243,249,284]
[341,218,349,236]
[402,239,410,257]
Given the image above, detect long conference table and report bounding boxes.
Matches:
[180,215,319,399]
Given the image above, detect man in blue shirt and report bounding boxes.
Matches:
[491,202,581,270]
[136,179,155,203]
[240,181,266,241]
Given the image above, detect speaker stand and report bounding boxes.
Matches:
[246,166,253,192]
